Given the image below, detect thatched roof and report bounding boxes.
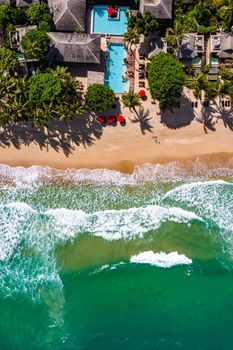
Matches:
[0,0,39,5]
[140,0,172,19]
[48,0,86,32]
[47,32,101,64]
[218,33,233,58]
[16,0,39,6]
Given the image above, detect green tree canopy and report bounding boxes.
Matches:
[0,4,22,30]
[147,52,185,111]
[29,70,63,104]
[0,67,84,127]
[127,11,158,36]
[21,30,51,60]
[85,84,115,112]
[0,48,18,74]
[25,2,52,28]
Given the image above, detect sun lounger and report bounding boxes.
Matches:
[139,64,145,69]
[97,116,106,124]
[139,82,145,87]
[108,116,117,124]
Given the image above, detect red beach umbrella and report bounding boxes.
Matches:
[107,6,115,16]
[138,89,146,97]
[117,115,125,123]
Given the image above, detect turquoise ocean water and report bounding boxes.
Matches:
[0,161,233,350]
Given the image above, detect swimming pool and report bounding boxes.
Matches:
[104,44,129,93]
[92,5,128,35]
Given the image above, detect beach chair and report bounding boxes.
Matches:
[139,82,145,88]
[97,116,106,124]
[108,116,117,124]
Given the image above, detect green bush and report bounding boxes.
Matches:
[85,84,115,111]
[0,47,18,74]
[127,11,158,36]
[29,70,63,104]
[26,3,52,27]
[21,30,51,60]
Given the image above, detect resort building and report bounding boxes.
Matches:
[210,32,233,64]
[48,0,86,32]
[139,34,167,59]
[140,0,172,19]
[0,0,39,6]
[47,32,101,64]
[178,33,204,71]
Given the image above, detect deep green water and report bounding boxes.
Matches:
[0,163,233,350]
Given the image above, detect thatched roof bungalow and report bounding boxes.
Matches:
[140,0,172,19]
[16,0,39,6]
[47,32,101,64]
[0,0,39,6]
[48,0,86,32]
[211,32,233,58]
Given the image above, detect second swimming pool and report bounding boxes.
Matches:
[104,44,129,94]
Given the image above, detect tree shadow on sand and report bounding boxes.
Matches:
[0,113,103,157]
[129,107,153,134]
[194,105,217,134]
[160,94,195,129]
[217,105,233,131]
[195,103,233,133]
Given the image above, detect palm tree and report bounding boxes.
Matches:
[23,40,43,60]
[226,55,233,67]
[185,72,210,103]
[121,90,141,115]
[165,21,187,58]
[123,28,140,52]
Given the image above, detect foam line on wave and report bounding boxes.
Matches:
[163,180,233,235]
[0,159,233,187]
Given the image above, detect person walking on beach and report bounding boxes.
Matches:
[152,136,160,144]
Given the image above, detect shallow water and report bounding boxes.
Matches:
[0,162,233,349]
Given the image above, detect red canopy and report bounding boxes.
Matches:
[108,116,116,123]
[138,89,146,97]
[117,115,125,123]
[107,7,115,15]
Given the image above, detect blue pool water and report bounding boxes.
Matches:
[92,5,128,35]
[104,44,129,93]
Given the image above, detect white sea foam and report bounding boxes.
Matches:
[163,180,233,232]
[45,204,203,241]
[0,159,233,188]
[130,251,192,268]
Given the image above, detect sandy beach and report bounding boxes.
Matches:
[0,95,233,173]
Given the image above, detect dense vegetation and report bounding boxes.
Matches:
[85,84,115,112]
[0,2,52,31]
[127,11,158,36]
[173,0,233,33]
[0,67,84,127]
[147,52,186,111]
[0,48,18,74]
[21,29,51,60]
[0,0,232,128]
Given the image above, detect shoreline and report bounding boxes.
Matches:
[0,100,233,174]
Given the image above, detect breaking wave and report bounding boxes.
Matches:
[130,251,192,268]
[0,159,233,187]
